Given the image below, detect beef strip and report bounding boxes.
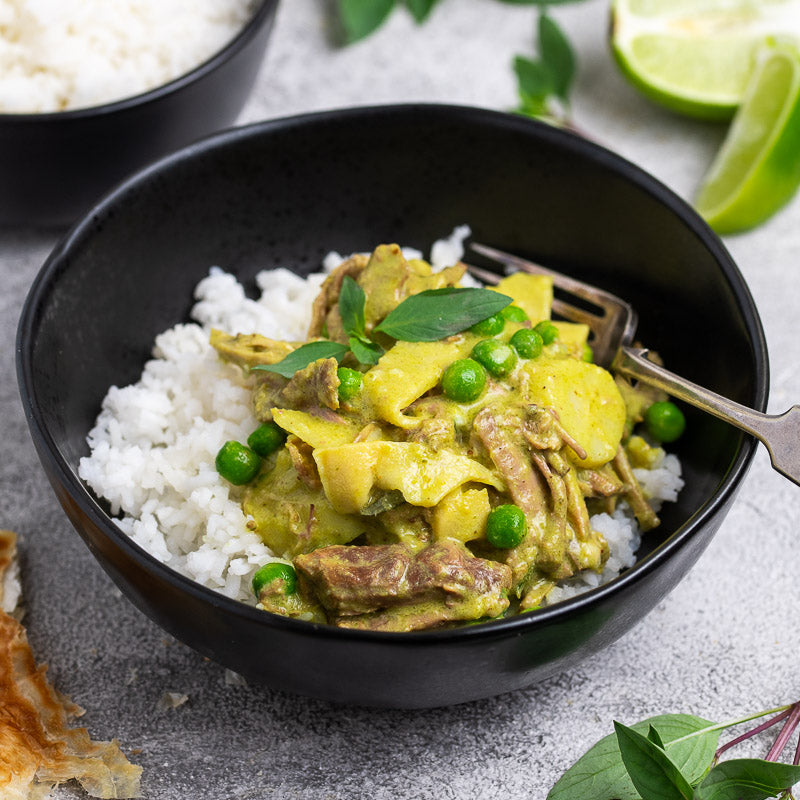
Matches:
[278,357,340,411]
[253,357,341,422]
[472,407,548,519]
[471,406,549,584]
[286,436,321,490]
[523,405,587,462]
[294,539,512,632]
[612,445,660,532]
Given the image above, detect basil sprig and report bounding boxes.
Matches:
[374,287,512,342]
[514,10,576,122]
[336,0,584,126]
[340,276,383,366]
[251,279,511,378]
[548,704,800,800]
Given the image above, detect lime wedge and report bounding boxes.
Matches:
[611,0,800,119]
[695,42,800,233]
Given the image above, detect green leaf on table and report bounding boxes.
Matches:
[338,0,396,42]
[374,288,512,342]
[615,722,694,800]
[514,54,555,103]
[251,341,349,379]
[695,758,800,800]
[349,335,383,366]
[405,0,441,22]
[547,714,719,800]
[648,725,668,749]
[339,276,367,340]
[538,12,575,100]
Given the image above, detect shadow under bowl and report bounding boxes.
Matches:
[0,0,278,228]
[17,104,767,707]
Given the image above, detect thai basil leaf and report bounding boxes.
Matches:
[547,714,719,800]
[538,12,575,100]
[349,335,383,366]
[251,341,349,379]
[339,276,367,340]
[514,55,555,103]
[695,759,800,800]
[338,0,396,42]
[648,725,668,750]
[614,722,694,800]
[374,288,512,342]
[405,0,440,22]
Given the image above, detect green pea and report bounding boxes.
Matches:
[252,562,298,597]
[247,422,286,457]
[509,328,543,359]
[215,440,261,485]
[582,343,594,363]
[533,320,559,345]
[501,305,529,323]
[471,339,517,378]
[485,504,527,549]
[441,358,487,403]
[337,367,363,402]
[470,312,505,336]
[644,400,686,443]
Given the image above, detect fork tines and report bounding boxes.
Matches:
[465,242,637,367]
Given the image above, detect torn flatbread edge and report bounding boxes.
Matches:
[0,529,143,799]
[0,528,22,617]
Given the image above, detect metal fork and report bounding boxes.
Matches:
[467,242,800,488]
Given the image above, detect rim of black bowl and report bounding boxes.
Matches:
[0,0,277,121]
[17,103,768,647]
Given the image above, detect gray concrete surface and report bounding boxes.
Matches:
[2,1,798,798]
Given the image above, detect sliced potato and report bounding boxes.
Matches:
[492,272,553,323]
[518,357,626,468]
[272,408,360,449]
[431,486,491,543]
[314,441,504,514]
[363,337,475,429]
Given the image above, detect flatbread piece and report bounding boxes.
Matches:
[0,530,142,798]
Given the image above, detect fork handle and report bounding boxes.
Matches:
[616,345,800,487]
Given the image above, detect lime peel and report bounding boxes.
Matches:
[611,0,800,120]
[695,41,800,234]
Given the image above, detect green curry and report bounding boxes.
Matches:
[211,244,670,632]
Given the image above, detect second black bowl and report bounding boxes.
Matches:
[0,0,278,227]
[17,104,767,707]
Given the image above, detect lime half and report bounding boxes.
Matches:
[611,0,800,119]
[695,41,800,234]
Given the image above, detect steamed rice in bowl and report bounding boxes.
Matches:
[0,0,257,113]
[78,228,684,623]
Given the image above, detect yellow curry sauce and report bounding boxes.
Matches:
[211,244,664,632]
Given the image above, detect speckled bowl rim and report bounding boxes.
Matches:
[17,103,768,648]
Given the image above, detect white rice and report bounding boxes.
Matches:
[78,236,684,608]
[0,0,255,113]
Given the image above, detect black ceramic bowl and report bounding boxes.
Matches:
[0,0,277,228]
[17,105,767,708]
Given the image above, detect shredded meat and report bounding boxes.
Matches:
[286,436,321,490]
[613,446,660,532]
[294,540,511,632]
[253,357,341,422]
[279,357,340,411]
[472,407,547,518]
